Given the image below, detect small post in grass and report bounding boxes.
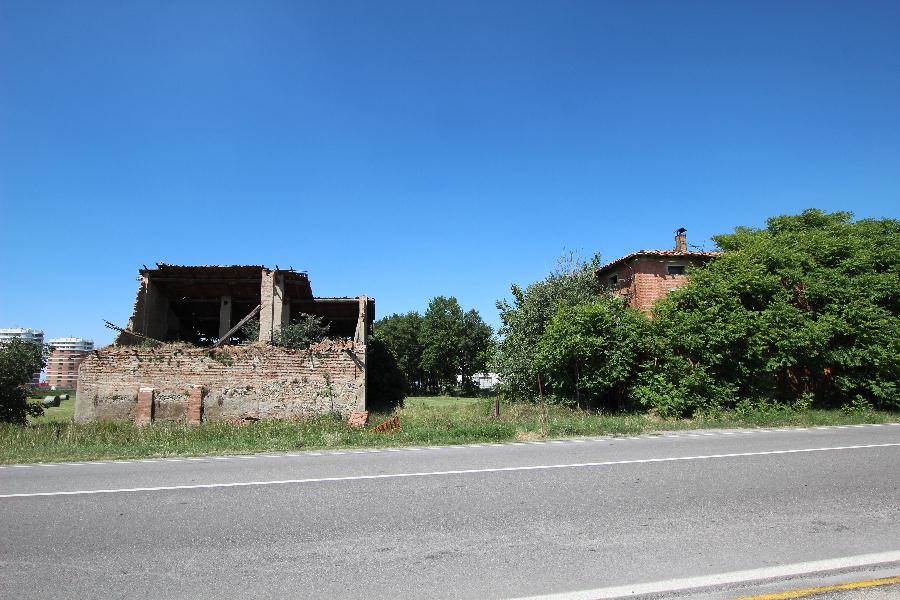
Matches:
[537,374,547,436]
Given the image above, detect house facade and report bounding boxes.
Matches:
[596,229,719,313]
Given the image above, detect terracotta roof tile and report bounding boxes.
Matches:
[595,250,721,275]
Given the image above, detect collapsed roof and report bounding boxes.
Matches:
[116,264,373,346]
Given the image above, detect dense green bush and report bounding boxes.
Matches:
[498,210,898,417]
[0,339,45,424]
[535,296,650,410]
[646,209,899,414]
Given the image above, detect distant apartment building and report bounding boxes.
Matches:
[596,229,720,313]
[0,327,45,346]
[46,337,94,389]
[0,327,45,384]
[48,337,94,352]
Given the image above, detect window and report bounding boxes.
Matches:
[667,265,685,276]
[608,274,618,285]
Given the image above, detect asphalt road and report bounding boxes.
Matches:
[1,423,899,599]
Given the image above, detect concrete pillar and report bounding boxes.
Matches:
[218,296,232,340]
[354,295,369,345]
[259,269,286,343]
[135,387,155,426]
[353,295,369,411]
[142,279,169,340]
[281,300,290,329]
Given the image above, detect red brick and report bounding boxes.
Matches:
[135,387,154,426]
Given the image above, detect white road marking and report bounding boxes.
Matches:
[510,550,900,599]
[2,442,897,499]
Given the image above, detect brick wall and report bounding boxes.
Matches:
[606,256,709,313]
[74,339,366,423]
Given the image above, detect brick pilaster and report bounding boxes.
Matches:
[187,386,204,425]
[135,387,155,426]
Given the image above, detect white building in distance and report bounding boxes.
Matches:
[48,337,94,352]
[0,327,45,346]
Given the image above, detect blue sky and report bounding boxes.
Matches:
[1,0,898,345]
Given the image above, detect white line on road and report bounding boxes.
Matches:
[1,443,897,499]
[510,550,900,599]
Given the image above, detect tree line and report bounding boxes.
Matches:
[373,296,494,396]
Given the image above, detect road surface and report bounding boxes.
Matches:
[1,423,899,599]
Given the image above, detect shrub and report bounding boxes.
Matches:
[275,313,330,349]
[535,296,651,410]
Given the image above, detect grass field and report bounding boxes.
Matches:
[2,395,897,464]
[28,397,76,423]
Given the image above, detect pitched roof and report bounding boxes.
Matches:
[595,250,721,276]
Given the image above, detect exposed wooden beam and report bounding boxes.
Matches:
[212,304,261,348]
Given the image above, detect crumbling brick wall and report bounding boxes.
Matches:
[74,339,366,423]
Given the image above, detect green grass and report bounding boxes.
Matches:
[1,396,897,464]
[403,395,483,409]
[28,397,76,424]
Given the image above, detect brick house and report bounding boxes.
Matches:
[596,229,720,313]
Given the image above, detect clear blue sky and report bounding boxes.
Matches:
[1,1,898,346]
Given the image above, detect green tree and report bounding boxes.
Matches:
[420,296,466,392]
[536,296,651,409]
[420,296,494,393]
[496,251,603,400]
[373,312,425,394]
[0,338,45,424]
[645,209,900,414]
[459,309,495,392]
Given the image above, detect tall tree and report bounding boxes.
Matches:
[420,296,466,392]
[459,309,495,391]
[420,296,494,393]
[496,251,603,400]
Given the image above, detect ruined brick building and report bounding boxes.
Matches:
[596,229,720,312]
[75,265,373,424]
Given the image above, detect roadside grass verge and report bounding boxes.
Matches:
[1,396,897,464]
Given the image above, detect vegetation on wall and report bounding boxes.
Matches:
[238,313,330,349]
[275,313,330,349]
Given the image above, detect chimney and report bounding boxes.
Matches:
[674,228,687,253]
